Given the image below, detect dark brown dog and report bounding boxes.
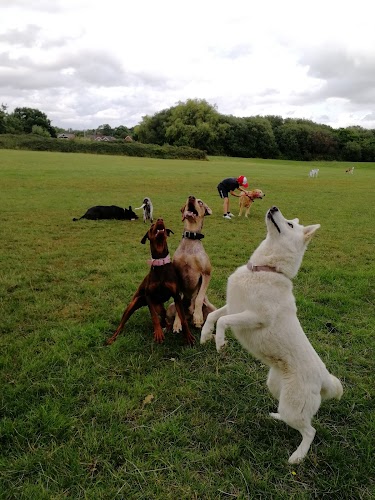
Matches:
[106,218,194,345]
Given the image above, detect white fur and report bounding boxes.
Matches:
[309,168,319,177]
[201,207,343,464]
[135,197,154,223]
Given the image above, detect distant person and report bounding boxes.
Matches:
[217,175,249,219]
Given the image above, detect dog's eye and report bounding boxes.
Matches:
[287,222,294,228]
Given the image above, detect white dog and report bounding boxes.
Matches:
[201,206,343,464]
[309,168,319,178]
[135,197,153,223]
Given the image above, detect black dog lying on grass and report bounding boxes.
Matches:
[73,205,138,221]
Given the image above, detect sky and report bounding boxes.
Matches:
[1,0,375,131]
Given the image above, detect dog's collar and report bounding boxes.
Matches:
[247,261,282,274]
[148,254,171,267]
[182,231,204,240]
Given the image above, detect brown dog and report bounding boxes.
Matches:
[238,189,265,217]
[167,195,216,332]
[106,218,194,345]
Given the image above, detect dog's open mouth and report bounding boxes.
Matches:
[182,203,198,221]
[267,210,281,233]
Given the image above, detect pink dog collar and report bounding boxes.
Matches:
[148,254,171,267]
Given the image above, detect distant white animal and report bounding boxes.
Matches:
[309,168,319,178]
[346,166,354,174]
[201,206,343,464]
[135,197,154,223]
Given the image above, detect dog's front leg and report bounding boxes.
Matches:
[215,310,266,352]
[174,295,195,345]
[193,274,211,328]
[146,297,165,343]
[200,305,228,344]
[106,293,146,345]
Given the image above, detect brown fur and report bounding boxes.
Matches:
[106,218,194,346]
[167,196,216,331]
[238,189,265,217]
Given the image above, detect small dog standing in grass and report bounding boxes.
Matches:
[346,166,355,174]
[135,197,154,223]
[309,168,319,178]
[201,206,343,464]
[238,189,265,218]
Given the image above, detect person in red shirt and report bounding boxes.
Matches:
[217,175,249,219]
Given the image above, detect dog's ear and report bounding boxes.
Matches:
[303,224,320,243]
[141,231,149,244]
[180,204,186,213]
[204,205,212,216]
[166,229,174,236]
[292,218,299,224]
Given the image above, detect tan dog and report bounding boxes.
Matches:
[167,195,216,332]
[238,189,265,217]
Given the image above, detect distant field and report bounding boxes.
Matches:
[1,149,374,498]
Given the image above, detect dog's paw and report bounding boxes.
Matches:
[193,312,204,328]
[288,451,306,464]
[215,337,227,352]
[173,317,182,333]
[200,331,214,344]
[269,412,282,421]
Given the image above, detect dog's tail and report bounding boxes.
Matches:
[135,204,145,210]
[321,374,343,401]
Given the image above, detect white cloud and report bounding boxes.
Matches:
[1,0,375,130]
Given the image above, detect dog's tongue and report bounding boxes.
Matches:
[182,210,196,221]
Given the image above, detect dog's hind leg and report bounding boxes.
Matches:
[106,294,146,344]
[200,305,228,344]
[274,383,320,463]
[267,367,282,400]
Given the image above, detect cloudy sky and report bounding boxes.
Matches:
[1,0,374,131]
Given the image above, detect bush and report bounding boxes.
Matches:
[0,134,207,160]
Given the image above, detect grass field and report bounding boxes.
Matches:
[1,149,374,499]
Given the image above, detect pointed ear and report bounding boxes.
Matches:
[304,224,320,243]
[167,229,174,236]
[141,231,149,244]
[292,218,299,224]
[204,204,212,216]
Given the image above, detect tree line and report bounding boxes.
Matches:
[133,99,375,162]
[2,100,375,161]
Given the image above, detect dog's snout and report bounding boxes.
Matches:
[188,195,196,200]
[156,218,164,223]
[270,206,278,213]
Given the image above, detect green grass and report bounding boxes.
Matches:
[1,149,374,499]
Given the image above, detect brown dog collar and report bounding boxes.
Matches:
[247,261,281,273]
[183,231,204,240]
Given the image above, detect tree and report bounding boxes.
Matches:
[32,125,51,137]
[11,107,56,137]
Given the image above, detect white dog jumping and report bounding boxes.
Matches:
[135,197,154,223]
[201,206,343,464]
[309,168,319,178]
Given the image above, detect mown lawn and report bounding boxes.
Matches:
[0,149,374,499]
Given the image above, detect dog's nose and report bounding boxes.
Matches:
[270,206,278,213]
[156,218,164,223]
[189,195,196,200]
